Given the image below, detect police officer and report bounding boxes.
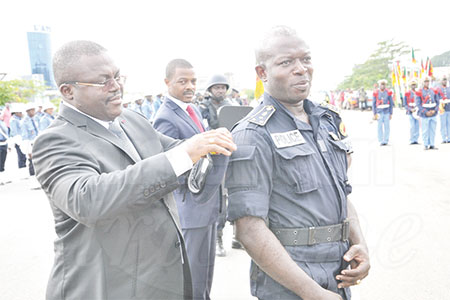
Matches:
[403,79,420,144]
[22,102,39,176]
[437,76,450,143]
[416,76,440,150]
[39,103,56,131]
[372,79,394,146]
[225,26,369,300]
[0,111,10,185]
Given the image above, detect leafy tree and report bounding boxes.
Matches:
[241,88,255,100]
[338,39,410,90]
[431,50,450,67]
[0,79,46,106]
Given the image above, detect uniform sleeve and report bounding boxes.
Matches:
[225,127,273,221]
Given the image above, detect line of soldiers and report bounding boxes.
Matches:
[372,76,450,149]
[0,102,55,184]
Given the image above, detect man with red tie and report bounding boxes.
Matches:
[416,77,440,150]
[403,79,420,144]
[153,59,228,300]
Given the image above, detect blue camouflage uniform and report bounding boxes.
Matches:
[9,114,26,168]
[416,87,439,148]
[372,89,393,145]
[226,94,352,300]
[437,85,450,143]
[39,112,55,131]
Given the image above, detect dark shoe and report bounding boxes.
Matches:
[216,236,226,257]
[231,237,243,250]
[410,141,419,145]
[429,146,438,150]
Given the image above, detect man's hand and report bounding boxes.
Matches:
[182,127,237,164]
[336,244,370,288]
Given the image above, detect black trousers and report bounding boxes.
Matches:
[0,144,7,172]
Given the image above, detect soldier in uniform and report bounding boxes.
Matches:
[403,79,420,144]
[437,76,450,143]
[225,26,369,300]
[416,77,440,150]
[9,103,27,172]
[372,79,393,146]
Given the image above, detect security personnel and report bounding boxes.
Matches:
[39,103,56,131]
[403,79,420,144]
[372,79,393,145]
[226,26,369,300]
[199,74,234,256]
[21,102,39,176]
[9,103,27,171]
[437,76,450,143]
[416,77,440,150]
[199,74,233,129]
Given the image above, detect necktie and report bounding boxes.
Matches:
[31,118,38,135]
[108,120,141,161]
[186,105,204,132]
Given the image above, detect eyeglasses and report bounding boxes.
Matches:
[62,75,127,90]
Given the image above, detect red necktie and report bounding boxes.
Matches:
[186,105,204,132]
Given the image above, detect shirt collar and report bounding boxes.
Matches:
[63,101,110,129]
[167,94,190,113]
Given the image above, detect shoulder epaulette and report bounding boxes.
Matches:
[319,102,340,115]
[387,89,393,96]
[248,105,276,126]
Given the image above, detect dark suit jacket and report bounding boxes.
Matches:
[32,104,191,300]
[153,97,227,229]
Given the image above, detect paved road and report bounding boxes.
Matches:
[1,108,449,299]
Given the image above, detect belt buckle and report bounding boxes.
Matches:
[342,219,350,242]
[307,226,316,245]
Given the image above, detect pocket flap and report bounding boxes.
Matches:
[275,144,314,159]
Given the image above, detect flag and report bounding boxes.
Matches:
[428,61,433,76]
[255,77,264,100]
[396,61,401,86]
[391,66,396,87]
[425,57,429,74]
[420,59,424,79]
[402,66,407,84]
[412,48,416,64]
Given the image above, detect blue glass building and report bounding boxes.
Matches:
[27,25,56,88]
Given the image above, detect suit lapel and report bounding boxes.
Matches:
[59,104,140,163]
[166,98,202,134]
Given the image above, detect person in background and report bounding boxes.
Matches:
[436,76,450,143]
[39,103,56,131]
[21,103,39,177]
[403,79,420,145]
[372,79,394,146]
[9,103,27,176]
[416,76,440,150]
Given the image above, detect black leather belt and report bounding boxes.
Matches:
[270,219,350,246]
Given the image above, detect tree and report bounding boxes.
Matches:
[431,50,450,67]
[338,39,410,90]
[0,79,46,106]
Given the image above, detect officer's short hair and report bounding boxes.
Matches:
[166,59,193,80]
[53,40,107,87]
[255,25,299,66]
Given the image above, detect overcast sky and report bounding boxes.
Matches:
[1,0,449,95]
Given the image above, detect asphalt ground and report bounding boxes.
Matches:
[1,108,449,299]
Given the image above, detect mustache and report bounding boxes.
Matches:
[106,93,122,102]
[183,90,195,95]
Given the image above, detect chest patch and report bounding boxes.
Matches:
[271,130,306,148]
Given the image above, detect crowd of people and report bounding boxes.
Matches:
[1,25,370,300]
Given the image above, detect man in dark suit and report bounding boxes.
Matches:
[153,59,225,300]
[32,41,236,300]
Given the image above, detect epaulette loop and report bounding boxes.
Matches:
[319,102,340,115]
[248,105,276,126]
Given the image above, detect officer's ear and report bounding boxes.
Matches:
[255,65,267,83]
[59,84,75,101]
